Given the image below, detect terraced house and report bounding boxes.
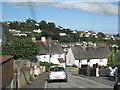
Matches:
[66,46,111,68]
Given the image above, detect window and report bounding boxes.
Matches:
[69,61,70,63]
[50,67,64,71]
[59,54,61,57]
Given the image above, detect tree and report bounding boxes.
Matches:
[2,38,40,60]
[48,22,56,28]
[97,32,105,39]
[107,49,116,66]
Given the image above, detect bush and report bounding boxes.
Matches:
[40,61,58,71]
[116,62,120,67]
[72,64,77,68]
[66,65,72,67]
[29,74,33,81]
[66,64,77,68]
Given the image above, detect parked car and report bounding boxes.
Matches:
[47,65,68,83]
[114,66,120,90]
[104,65,117,77]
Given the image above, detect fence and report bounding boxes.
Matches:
[0,55,14,89]
[78,64,104,76]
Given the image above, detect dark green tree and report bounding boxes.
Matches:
[2,38,40,60]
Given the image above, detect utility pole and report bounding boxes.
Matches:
[48,37,51,63]
[27,1,37,21]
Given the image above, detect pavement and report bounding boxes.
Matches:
[26,72,47,88]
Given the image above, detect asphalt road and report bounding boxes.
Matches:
[47,68,113,89]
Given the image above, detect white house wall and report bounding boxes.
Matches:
[75,60,79,67]
[99,58,108,67]
[66,48,75,66]
[79,58,108,68]
[37,55,50,62]
[37,54,65,65]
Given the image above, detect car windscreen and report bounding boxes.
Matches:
[111,65,117,69]
[50,67,64,71]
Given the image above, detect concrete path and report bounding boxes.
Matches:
[26,72,47,88]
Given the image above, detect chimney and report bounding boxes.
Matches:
[32,37,36,42]
[41,36,46,42]
[83,41,87,48]
[93,43,96,47]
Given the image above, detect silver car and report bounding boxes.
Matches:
[104,65,117,77]
[48,65,68,83]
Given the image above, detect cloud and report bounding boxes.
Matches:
[8,1,118,16]
[3,0,119,2]
[4,0,54,2]
[52,2,118,16]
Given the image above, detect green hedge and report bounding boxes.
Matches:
[66,64,77,68]
[40,61,58,71]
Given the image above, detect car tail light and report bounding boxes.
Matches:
[109,70,112,72]
[64,71,66,74]
[49,71,51,75]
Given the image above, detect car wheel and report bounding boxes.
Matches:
[64,79,68,82]
[48,80,51,83]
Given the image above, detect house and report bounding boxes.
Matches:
[66,46,110,68]
[33,29,41,33]
[72,31,77,34]
[59,33,66,36]
[35,37,65,67]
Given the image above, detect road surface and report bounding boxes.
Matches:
[47,68,113,89]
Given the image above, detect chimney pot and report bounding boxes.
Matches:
[41,36,46,42]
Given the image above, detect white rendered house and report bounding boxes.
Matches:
[36,37,65,67]
[66,46,110,68]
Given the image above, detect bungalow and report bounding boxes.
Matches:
[59,33,66,36]
[36,37,65,67]
[33,29,41,33]
[66,46,110,68]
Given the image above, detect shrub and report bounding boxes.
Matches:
[29,74,33,81]
[66,65,72,67]
[40,61,58,71]
[66,64,77,68]
[116,62,120,67]
[72,64,77,68]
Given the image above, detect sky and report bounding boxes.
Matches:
[1,1,118,34]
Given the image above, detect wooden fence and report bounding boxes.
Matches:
[0,55,14,89]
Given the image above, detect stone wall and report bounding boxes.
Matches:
[11,66,46,88]
[14,60,30,70]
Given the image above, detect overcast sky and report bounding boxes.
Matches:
[1,1,118,34]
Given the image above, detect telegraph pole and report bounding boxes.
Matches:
[48,37,51,63]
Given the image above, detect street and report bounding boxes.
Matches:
[47,68,114,89]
